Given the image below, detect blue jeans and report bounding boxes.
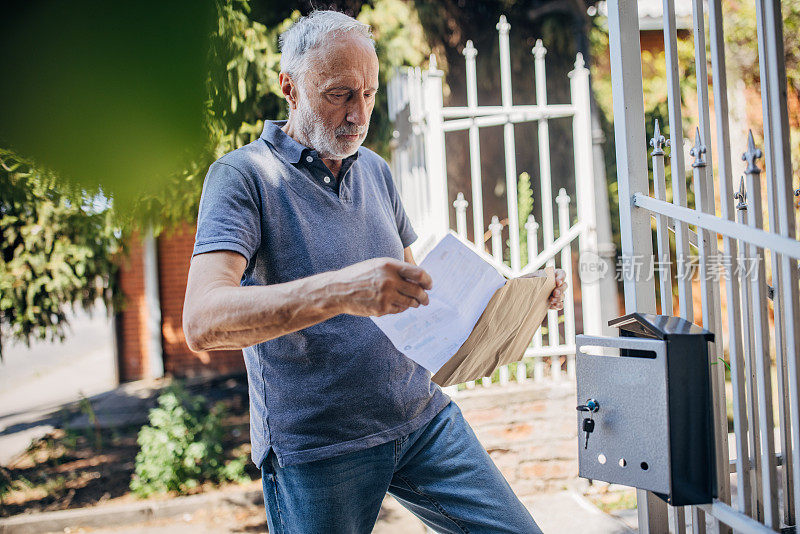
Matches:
[260,401,541,533]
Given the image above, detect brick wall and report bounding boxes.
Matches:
[453,382,579,497]
[116,223,245,382]
[157,223,244,378]
[117,232,149,381]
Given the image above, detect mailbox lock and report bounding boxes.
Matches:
[576,399,599,413]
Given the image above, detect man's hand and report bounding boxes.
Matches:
[519,268,568,311]
[335,257,433,317]
[548,269,567,310]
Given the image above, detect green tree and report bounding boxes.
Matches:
[0,0,275,355]
[358,0,430,158]
[0,151,120,359]
[0,0,431,354]
[129,0,291,232]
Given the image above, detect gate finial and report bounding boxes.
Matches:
[532,39,546,60]
[650,119,666,156]
[689,127,706,168]
[742,130,762,175]
[463,40,477,60]
[496,15,510,34]
[556,188,571,206]
[734,175,747,211]
[453,192,469,211]
[525,214,539,233]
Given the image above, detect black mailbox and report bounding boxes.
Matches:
[575,312,717,506]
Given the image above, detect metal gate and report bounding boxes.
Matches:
[386,15,619,389]
[608,0,800,531]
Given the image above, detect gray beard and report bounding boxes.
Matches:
[295,105,368,159]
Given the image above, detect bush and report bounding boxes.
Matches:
[130,382,248,498]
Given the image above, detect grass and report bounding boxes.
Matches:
[587,486,638,513]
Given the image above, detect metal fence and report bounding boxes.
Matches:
[608,0,800,531]
[387,16,616,389]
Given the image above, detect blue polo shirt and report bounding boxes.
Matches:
[192,120,450,468]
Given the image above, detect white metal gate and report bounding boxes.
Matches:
[387,16,617,389]
[608,0,800,532]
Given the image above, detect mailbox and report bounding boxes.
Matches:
[575,312,716,506]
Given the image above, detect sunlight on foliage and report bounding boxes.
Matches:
[0,150,120,359]
[130,382,249,498]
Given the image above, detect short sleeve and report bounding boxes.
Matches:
[380,160,418,248]
[192,161,262,261]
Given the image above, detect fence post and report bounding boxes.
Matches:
[423,54,450,240]
[569,53,604,337]
[489,216,503,263]
[531,40,561,353]
[454,192,469,240]
[556,188,576,378]
[497,16,521,272]
[591,110,621,337]
[606,0,665,531]
[463,40,485,247]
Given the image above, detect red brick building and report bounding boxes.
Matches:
[116,223,244,381]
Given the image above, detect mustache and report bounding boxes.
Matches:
[335,124,367,136]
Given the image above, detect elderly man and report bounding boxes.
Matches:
[183,10,565,534]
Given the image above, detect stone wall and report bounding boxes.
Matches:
[452,381,579,498]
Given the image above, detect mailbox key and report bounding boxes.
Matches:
[582,417,595,449]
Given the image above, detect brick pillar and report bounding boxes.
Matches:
[116,232,150,381]
[116,223,245,381]
[157,222,244,378]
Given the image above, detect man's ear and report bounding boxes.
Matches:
[279,72,299,110]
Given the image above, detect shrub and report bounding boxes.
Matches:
[130,382,248,498]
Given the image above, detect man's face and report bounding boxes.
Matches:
[292,35,379,159]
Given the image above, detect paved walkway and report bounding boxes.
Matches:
[36,491,632,533]
[525,493,634,533]
[52,494,427,534]
[0,304,117,465]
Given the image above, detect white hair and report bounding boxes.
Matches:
[279,10,374,83]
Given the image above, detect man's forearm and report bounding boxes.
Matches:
[184,270,346,351]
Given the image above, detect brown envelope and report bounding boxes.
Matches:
[431,267,557,387]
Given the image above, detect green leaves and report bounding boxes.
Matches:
[129,382,248,498]
[129,1,291,232]
[0,0,433,353]
[0,150,121,360]
[518,172,534,266]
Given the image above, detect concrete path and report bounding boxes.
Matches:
[525,492,635,534]
[42,494,426,534]
[27,491,632,534]
[0,303,117,465]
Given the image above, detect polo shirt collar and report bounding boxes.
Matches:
[261,120,307,164]
[260,120,361,167]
